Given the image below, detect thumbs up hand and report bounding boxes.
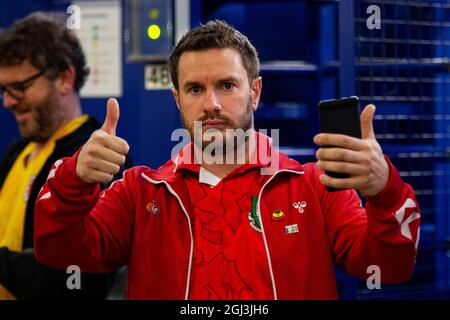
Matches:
[313,104,389,196]
[76,98,130,184]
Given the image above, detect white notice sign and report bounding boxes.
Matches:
[74,1,122,97]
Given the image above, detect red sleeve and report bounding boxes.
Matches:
[305,156,421,284]
[34,150,137,273]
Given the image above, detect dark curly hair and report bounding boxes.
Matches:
[168,20,259,90]
[0,12,89,92]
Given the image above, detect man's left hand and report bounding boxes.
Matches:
[313,104,389,197]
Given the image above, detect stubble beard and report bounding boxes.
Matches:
[180,95,254,155]
[20,86,65,142]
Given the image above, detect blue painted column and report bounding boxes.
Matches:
[339,0,356,97]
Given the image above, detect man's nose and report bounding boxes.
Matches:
[2,91,19,109]
[203,90,222,114]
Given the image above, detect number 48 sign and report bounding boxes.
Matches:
[145,64,172,90]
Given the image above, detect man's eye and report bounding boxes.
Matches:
[223,83,234,90]
[190,87,201,94]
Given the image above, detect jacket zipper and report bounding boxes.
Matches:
[141,173,194,300]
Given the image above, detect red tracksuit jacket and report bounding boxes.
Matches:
[34,141,420,299]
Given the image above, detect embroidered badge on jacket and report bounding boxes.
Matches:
[293,201,307,214]
[271,210,285,221]
[248,196,262,232]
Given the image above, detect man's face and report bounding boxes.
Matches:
[172,48,262,149]
[0,60,63,142]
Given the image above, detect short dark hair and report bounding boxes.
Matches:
[0,12,89,92]
[168,20,260,90]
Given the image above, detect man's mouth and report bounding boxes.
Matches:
[202,120,226,131]
[14,109,32,123]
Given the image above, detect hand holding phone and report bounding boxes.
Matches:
[314,99,389,196]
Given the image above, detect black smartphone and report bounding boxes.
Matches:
[318,96,362,191]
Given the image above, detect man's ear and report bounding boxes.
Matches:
[250,76,262,112]
[172,88,181,110]
[55,67,76,95]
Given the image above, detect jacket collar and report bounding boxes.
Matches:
[143,132,305,183]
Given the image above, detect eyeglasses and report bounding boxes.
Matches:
[0,70,45,101]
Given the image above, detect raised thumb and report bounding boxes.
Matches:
[360,104,376,140]
[102,98,120,135]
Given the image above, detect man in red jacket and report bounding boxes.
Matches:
[34,20,420,299]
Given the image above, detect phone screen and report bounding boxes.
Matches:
[318,96,361,138]
[318,96,362,191]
